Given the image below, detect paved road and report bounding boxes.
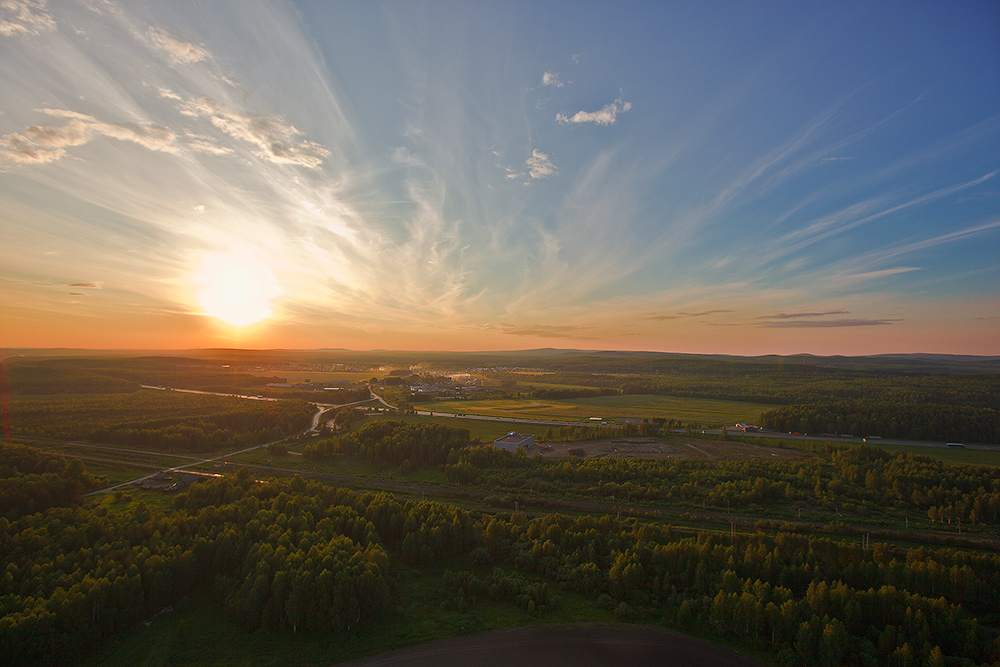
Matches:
[414,410,600,429]
[411,410,1000,451]
[86,387,376,495]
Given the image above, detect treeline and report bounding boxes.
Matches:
[487,515,999,666]
[492,369,1000,410]
[2,362,140,394]
[4,463,999,665]
[759,401,1000,443]
[529,387,619,400]
[8,392,315,452]
[538,419,680,443]
[3,356,284,395]
[619,374,1000,410]
[0,473,399,664]
[0,442,98,518]
[304,420,473,469]
[441,443,1000,530]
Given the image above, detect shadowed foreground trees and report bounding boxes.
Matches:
[3,433,1000,666]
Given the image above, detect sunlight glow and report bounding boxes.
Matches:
[195,248,281,327]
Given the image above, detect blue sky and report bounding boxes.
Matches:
[1,0,998,354]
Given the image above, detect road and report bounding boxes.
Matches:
[411,410,1000,451]
[86,387,379,495]
[76,384,996,497]
[414,410,602,429]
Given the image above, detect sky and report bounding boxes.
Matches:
[1,0,998,355]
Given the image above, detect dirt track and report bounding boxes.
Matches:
[338,624,766,667]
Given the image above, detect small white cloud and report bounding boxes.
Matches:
[0,0,55,37]
[148,26,209,64]
[557,92,632,127]
[157,87,182,101]
[526,149,557,179]
[542,71,564,87]
[194,205,206,212]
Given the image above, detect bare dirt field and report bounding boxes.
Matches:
[536,436,810,462]
[339,623,765,667]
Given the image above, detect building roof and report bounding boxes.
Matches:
[493,432,535,447]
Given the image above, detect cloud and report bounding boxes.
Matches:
[526,149,557,179]
[541,71,564,87]
[0,109,179,164]
[157,87,182,101]
[480,322,592,339]
[759,310,849,320]
[0,0,55,37]
[175,96,330,168]
[147,26,209,64]
[183,131,233,155]
[646,309,731,320]
[557,92,631,126]
[760,318,899,328]
[67,282,102,289]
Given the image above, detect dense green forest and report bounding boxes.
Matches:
[4,351,1000,664]
[303,420,473,468]
[493,370,1000,410]
[2,437,999,666]
[7,392,315,452]
[760,402,1000,443]
[3,357,281,395]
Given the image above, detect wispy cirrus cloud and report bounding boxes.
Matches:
[0,0,55,37]
[646,309,732,320]
[760,318,899,328]
[759,310,848,320]
[147,27,209,64]
[556,92,631,126]
[175,95,330,169]
[526,149,557,179]
[0,109,180,165]
[479,322,594,339]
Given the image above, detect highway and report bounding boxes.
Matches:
[86,387,379,495]
[412,410,1000,451]
[78,384,996,496]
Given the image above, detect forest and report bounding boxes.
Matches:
[759,401,1000,443]
[7,391,315,453]
[3,351,999,665]
[3,418,1000,666]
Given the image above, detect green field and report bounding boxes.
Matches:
[879,443,1000,467]
[420,394,771,426]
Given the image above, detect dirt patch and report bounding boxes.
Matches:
[339,623,765,667]
[538,437,809,462]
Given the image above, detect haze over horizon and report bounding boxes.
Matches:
[2,1,998,356]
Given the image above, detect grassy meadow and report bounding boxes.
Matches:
[420,394,772,426]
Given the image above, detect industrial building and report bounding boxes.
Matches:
[493,432,535,452]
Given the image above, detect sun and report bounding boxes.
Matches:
[195,248,281,327]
